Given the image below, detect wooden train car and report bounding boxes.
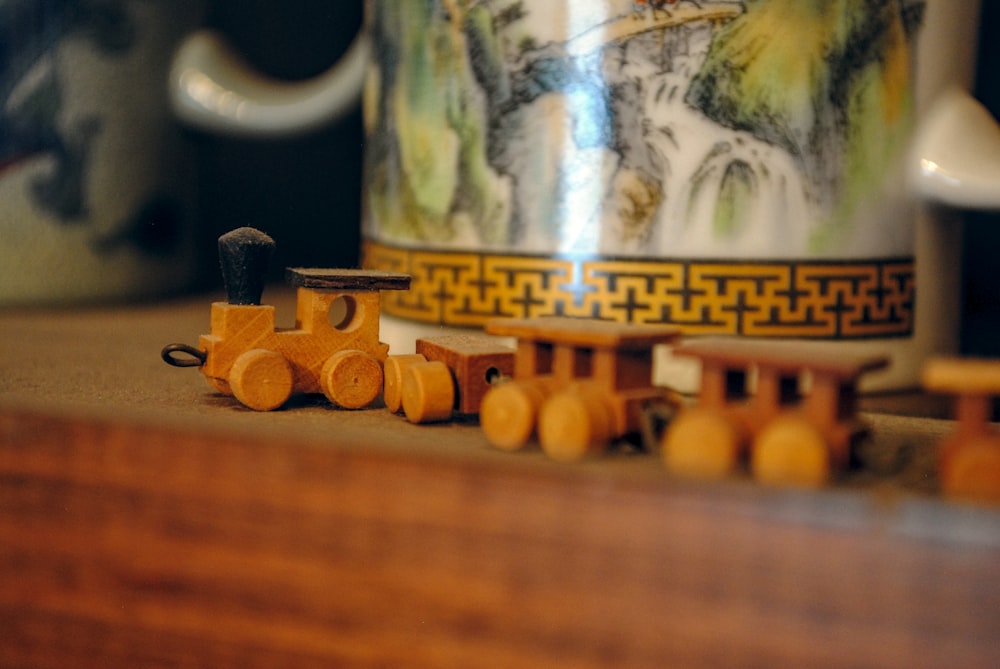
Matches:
[661,340,888,487]
[384,335,515,424]
[162,227,410,411]
[478,317,682,462]
[922,357,1000,502]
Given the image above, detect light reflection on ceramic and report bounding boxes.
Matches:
[363,0,928,259]
[910,89,1000,209]
[148,0,1000,390]
[169,28,369,137]
[358,0,1000,390]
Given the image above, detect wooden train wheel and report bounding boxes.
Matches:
[940,436,1000,503]
[538,387,615,462]
[661,407,743,479]
[401,360,455,424]
[480,379,550,451]
[229,349,294,411]
[383,354,427,413]
[752,415,830,487]
[321,349,383,409]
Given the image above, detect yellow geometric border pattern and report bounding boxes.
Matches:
[363,240,914,339]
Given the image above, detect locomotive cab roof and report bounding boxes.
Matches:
[285,268,412,292]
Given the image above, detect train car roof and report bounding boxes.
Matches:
[923,356,1000,394]
[485,316,681,349]
[286,268,411,291]
[672,338,889,379]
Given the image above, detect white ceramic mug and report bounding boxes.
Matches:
[0,0,210,306]
[357,0,1000,391]
[169,11,368,138]
[0,0,365,307]
[169,0,1000,391]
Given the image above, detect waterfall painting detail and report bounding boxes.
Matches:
[362,0,925,335]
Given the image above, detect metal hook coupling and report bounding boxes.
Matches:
[161,343,207,368]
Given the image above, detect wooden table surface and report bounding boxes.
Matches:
[2,289,998,668]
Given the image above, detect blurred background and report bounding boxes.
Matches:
[189,0,364,283]
[188,0,999,355]
[964,1,1000,355]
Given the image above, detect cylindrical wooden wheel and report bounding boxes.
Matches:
[661,407,743,479]
[229,349,293,411]
[752,415,830,487]
[480,379,551,451]
[538,387,615,462]
[383,354,427,413]
[941,436,1000,503]
[321,349,383,409]
[401,360,455,424]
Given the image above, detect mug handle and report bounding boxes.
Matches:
[910,88,1000,210]
[169,28,369,137]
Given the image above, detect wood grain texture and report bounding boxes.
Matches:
[2,408,999,669]
[285,268,411,291]
[1,289,999,668]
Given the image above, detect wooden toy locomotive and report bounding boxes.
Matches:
[162,227,410,411]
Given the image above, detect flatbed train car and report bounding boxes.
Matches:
[923,357,1000,502]
[479,317,682,462]
[661,340,888,487]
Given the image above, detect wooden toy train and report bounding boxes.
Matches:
[162,227,411,412]
[162,228,1000,501]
